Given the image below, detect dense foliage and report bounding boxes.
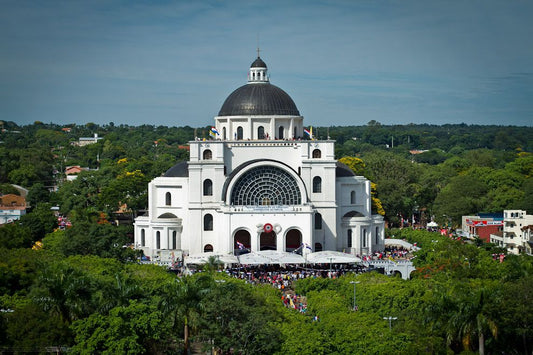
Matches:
[1,225,531,353]
[0,120,532,353]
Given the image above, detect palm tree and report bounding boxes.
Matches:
[203,255,223,273]
[450,286,498,355]
[159,273,213,355]
[425,283,499,355]
[32,264,94,323]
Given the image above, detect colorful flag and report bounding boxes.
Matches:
[209,127,220,137]
[236,241,245,250]
[304,128,313,139]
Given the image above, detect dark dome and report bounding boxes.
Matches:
[335,162,356,177]
[218,83,300,116]
[251,57,267,68]
[164,161,188,177]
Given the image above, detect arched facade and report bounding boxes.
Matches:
[134,54,384,262]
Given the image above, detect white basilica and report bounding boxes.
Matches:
[134,55,385,263]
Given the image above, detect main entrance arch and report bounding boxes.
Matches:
[285,229,302,252]
[260,231,277,251]
[234,230,251,255]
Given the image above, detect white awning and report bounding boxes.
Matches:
[184,253,239,265]
[238,251,305,265]
[384,239,420,251]
[305,251,361,264]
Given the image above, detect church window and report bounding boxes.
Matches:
[258,126,265,139]
[203,179,213,196]
[313,176,322,193]
[315,213,322,230]
[237,126,243,140]
[156,231,161,249]
[347,229,352,248]
[312,149,321,158]
[203,149,212,160]
[350,191,356,204]
[141,229,145,247]
[165,192,171,206]
[314,242,323,252]
[204,244,213,252]
[294,127,298,138]
[204,214,213,231]
[230,165,301,206]
[362,229,367,248]
[172,231,177,249]
[278,126,284,139]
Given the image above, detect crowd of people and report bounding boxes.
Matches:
[281,292,307,313]
[222,263,366,289]
[359,246,413,261]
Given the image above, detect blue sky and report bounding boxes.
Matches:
[1,0,532,127]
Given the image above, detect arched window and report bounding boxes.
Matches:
[230,166,301,206]
[141,229,145,247]
[204,244,213,252]
[223,127,227,140]
[315,213,322,230]
[156,231,161,249]
[314,242,323,252]
[347,229,352,248]
[203,179,213,196]
[165,192,171,206]
[237,126,243,140]
[312,149,321,158]
[313,176,322,193]
[258,126,265,139]
[278,126,284,139]
[203,149,212,160]
[350,191,356,204]
[172,231,177,249]
[204,214,213,231]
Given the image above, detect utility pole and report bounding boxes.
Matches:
[350,281,360,311]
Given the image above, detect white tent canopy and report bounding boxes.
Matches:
[238,251,305,265]
[385,239,420,251]
[184,252,239,265]
[427,221,438,227]
[305,251,361,264]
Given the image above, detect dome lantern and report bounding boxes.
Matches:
[248,48,268,83]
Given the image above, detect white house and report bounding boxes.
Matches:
[134,55,385,263]
[490,210,533,255]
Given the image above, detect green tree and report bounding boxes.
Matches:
[26,182,50,206]
[433,174,489,226]
[70,300,171,355]
[0,224,33,249]
[159,273,214,355]
[18,203,58,242]
[200,280,283,354]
